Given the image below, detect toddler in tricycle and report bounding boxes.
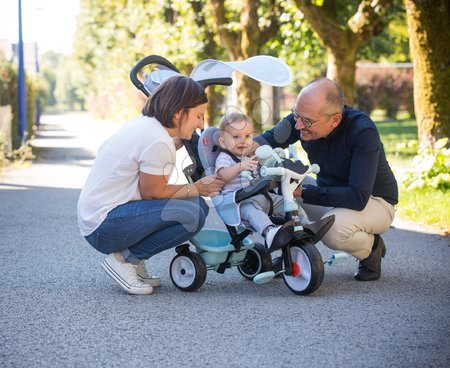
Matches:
[214,112,310,248]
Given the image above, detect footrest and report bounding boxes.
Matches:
[253,271,275,284]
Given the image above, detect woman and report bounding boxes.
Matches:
[77,76,224,295]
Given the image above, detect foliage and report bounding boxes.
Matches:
[266,0,326,88]
[378,118,448,231]
[402,138,450,191]
[355,65,413,118]
[397,187,450,232]
[0,130,5,171]
[358,0,410,62]
[70,0,414,123]
[39,51,64,108]
[74,0,207,120]
[54,56,88,111]
[0,59,37,149]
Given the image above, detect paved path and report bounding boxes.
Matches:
[0,113,449,368]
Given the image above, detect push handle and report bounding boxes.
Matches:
[130,55,181,97]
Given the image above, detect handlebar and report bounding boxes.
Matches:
[256,145,319,214]
[260,163,319,178]
[130,55,181,97]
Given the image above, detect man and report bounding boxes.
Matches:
[254,77,398,281]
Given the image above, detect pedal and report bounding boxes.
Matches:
[324,252,348,266]
[253,271,275,284]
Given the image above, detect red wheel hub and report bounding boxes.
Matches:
[292,262,301,277]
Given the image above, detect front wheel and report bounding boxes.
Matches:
[282,242,324,295]
[237,244,272,280]
[170,251,207,292]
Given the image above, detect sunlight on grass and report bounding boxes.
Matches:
[397,189,450,232]
[376,117,449,232]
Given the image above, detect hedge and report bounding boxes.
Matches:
[355,64,414,119]
[0,60,37,149]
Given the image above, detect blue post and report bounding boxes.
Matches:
[35,44,40,129]
[18,0,27,144]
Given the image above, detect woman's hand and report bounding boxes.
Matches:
[194,175,225,197]
[239,155,258,173]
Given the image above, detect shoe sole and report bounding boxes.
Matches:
[101,260,153,295]
[138,276,161,288]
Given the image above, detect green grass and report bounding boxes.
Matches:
[376,118,418,167]
[397,189,450,232]
[376,116,449,232]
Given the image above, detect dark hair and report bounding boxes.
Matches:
[142,76,208,128]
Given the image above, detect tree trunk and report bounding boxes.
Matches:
[272,87,280,124]
[205,86,223,127]
[326,46,358,106]
[405,0,450,147]
[235,74,263,132]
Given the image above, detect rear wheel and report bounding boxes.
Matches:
[170,251,207,292]
[238,244,272,280]
[282,242,324,295]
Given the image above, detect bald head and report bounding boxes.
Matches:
[298,78,344,115]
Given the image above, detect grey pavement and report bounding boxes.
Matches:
[0,113,449,368]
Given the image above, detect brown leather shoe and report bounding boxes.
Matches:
[354,235,386,281]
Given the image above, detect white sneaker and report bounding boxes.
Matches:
[101,254,153,295]
[265,225,282,249]
[136,260,161,288]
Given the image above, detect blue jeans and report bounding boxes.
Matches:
[85,197,209,264]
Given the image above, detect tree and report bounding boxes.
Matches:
[207,0,280,130]
[294,0,394,104]
[188,0,225,125]
[404,0,450,147]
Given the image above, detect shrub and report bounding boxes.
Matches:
[402,138,450,191]
[355,64,414,118]
[0,59,37,149]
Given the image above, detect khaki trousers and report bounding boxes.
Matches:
[297,178,395,260]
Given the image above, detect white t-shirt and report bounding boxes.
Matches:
[77,115,176,236]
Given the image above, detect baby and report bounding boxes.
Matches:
[215,112,309,248]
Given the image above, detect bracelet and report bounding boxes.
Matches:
[185,184,190,198]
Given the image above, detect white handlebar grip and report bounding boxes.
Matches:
[309,164,320,174]
[260,166,284,177]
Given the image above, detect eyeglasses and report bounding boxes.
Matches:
[290,106,338,128]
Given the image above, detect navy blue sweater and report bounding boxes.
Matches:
[255,106,398,210]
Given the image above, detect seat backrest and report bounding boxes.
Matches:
[197,126,222,176]
[197,126,242,227]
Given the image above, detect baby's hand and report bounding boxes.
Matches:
[240,155,258,172]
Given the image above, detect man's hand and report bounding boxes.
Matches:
[293,186,303,198]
